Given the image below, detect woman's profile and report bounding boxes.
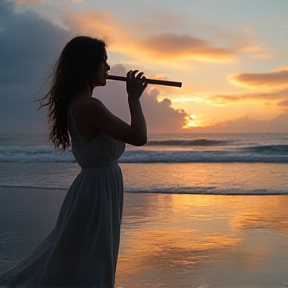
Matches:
[0,35,147,288]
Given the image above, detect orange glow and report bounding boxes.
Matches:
[183,114,203,128]
[228,68,288,91]
[116,192,288,283]
[62,9,239,66]
[231,197,288,234]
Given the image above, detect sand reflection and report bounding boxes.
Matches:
[230,196,288,233]
[116,193,288,287]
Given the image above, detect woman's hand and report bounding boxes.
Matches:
[126,70,147,100]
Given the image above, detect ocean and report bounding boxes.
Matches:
[0,133,287,195]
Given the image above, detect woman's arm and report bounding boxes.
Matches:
[78,70,148,146]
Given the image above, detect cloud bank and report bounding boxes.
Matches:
[0,0,71,133]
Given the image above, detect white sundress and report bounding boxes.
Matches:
[0,103,126,288]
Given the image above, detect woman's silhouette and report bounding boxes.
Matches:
[0,36,147,288]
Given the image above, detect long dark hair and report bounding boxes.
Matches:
[39,36,106,150]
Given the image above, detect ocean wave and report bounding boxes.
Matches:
[1,150,288,164]
[120,151,288,163]
[242,144,288,154]
[0,146,75,163]
[1,145,288,163]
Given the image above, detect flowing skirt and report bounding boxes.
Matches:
[0,163,124,288]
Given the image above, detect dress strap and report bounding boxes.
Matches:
[69,98,87,142]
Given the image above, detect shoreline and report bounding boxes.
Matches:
[0,185,287,195]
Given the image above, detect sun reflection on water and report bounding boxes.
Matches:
[116,193,288,287]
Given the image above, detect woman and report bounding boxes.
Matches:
[0,36,147,287]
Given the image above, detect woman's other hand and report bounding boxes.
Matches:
[126,70,147,100]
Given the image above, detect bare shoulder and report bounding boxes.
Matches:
[77,97,104,110]
[74,97,113,126]
[75,97,107,117]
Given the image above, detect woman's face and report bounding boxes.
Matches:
[95,49,110,87]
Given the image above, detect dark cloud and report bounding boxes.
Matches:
[0,1,70,84]
[0,0,72,133]
[0,1,187,134]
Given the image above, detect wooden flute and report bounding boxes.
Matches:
[107,74,182,88]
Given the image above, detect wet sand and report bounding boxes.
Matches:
[0,186,288,287]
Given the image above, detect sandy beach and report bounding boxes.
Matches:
[1,186,288,287]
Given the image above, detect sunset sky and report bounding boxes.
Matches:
[0,0,287,133]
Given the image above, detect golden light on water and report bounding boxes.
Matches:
[116,192,288,285]
[230,196,288,234]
